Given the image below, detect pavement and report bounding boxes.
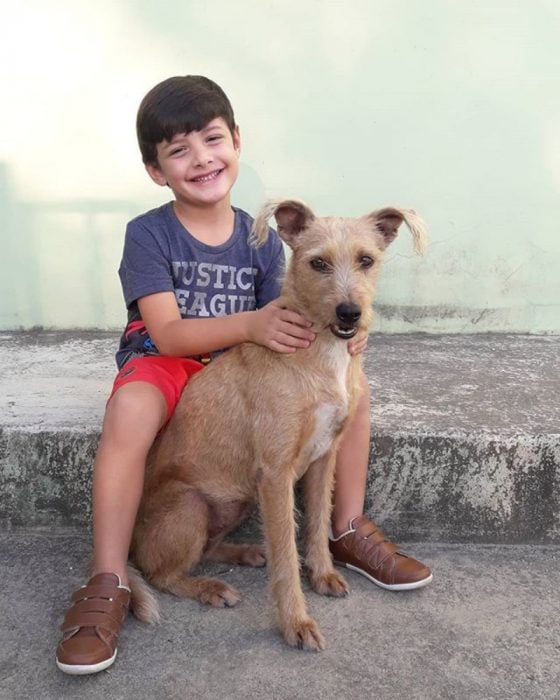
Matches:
[1,529,559,700]
[0,331,559,698]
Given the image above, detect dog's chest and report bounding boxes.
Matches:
[306,402,346,463]
[304,343,351,464]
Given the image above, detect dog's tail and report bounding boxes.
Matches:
[127,562,160,624]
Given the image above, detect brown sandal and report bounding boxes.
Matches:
[329,516,433,591]
[56,573,131,675]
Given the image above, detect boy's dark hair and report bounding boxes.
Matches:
[136,75,236,165]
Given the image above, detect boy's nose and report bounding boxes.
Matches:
[192,144,213,167]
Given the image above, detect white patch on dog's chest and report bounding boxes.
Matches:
[305,343,352,463]
[326,342,351,403]
[307,403,345,463]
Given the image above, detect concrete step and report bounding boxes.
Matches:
[1,332,559,542]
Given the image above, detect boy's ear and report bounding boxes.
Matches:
[251,199,315,248]
[145,162,167,187]
[363,206,427,255]
[233,125,241,154]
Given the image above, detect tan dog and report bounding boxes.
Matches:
[128,200,426,650]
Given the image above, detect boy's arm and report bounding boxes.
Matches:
[138,291,315,357]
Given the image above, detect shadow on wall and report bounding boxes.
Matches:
[0,160,268,331]
[0,162,139,329]
[2,157,559,334]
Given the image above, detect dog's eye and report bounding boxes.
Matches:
[359,256,374,269]
[310,258,331,273]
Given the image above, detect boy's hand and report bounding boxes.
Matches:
[348,329,368,356]
[248,298,316,353]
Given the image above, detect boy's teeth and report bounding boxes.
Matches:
[194,170,219,182]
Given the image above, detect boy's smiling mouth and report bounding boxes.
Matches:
[190,169,224,183]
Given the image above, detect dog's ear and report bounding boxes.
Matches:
[251,199,315,248]
[274,201,315,246]
[364,207,427,255]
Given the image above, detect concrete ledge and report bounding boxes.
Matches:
[367,434,560,543]
[0,428,98,528]
[1,332,559,542]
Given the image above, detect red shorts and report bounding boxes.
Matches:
[108,356,205,422]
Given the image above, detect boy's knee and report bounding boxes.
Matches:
[105,382,168,431]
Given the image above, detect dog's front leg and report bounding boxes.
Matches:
[258,473,325,651]
[303,450,349,597]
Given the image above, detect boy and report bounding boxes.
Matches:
[56,76,432,675]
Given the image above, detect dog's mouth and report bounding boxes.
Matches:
[329,324,358,339]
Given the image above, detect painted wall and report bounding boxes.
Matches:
[1,0,559,332]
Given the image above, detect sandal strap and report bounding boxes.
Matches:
[352,517,400,566]
[63,598,124,624]
[72,584,130,606]
[61,610,122,637]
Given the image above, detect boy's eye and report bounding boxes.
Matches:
[170,146,186,156]
[310,258,331,273]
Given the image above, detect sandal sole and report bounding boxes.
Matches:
[56,649,117,675]
[335,561,433,591]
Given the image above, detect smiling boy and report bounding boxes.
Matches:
[55,75,431,675]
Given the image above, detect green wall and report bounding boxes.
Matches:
[1,0,559,332]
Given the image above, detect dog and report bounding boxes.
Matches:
[127,199,426,650]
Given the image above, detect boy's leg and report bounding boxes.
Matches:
[330,373,371,536]
[56,380,168,675]
[91,381,168,582]
[330,371,433,590]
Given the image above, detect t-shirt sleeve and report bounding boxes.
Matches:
[118,220,175,308]
[255,228,285,308]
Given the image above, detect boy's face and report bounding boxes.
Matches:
[146,117,241,209]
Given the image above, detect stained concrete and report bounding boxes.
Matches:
[1,332,559,542]
[1,529,559,700]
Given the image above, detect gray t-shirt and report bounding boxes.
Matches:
[116,202,284,368]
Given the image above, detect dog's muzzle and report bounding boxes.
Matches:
[330,303,361,339]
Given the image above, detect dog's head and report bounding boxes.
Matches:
[252,200,426,339]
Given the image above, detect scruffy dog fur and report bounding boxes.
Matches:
[128,200,426,650]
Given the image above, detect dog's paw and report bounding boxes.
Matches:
[198,580,241,608]
[283,616,325,652]
[310,570,349,598]
[239,544,266,567]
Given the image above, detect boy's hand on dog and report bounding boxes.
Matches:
[347,329,368,356]
[249,297,315,353]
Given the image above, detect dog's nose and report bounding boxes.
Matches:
[336,303,361,325]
